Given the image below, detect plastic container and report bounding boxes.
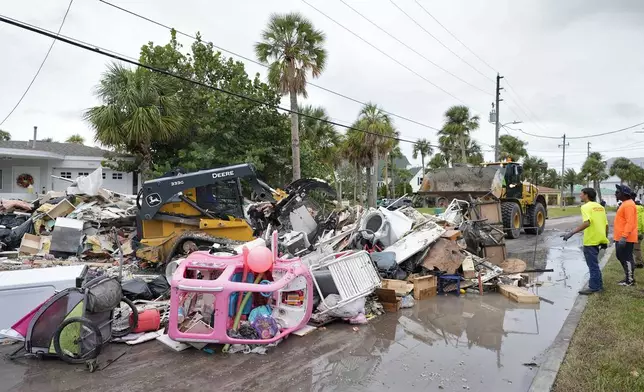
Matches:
[132,309,160,333]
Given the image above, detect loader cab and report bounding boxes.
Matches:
[503,163,524,199]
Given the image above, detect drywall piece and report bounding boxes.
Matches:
[290,205,317,235]
[156,334,191,352]
[422,238,465,273]
[462,256,476,279]
[385,223,445,265]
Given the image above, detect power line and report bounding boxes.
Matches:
[388,0,493,83]
[301,0,469,105]
[413,0,496,73]
[0,0,74,127]
[98,0,441,132]
[504,121,644,140]
[338,0,491,96]
[0,14,435,147]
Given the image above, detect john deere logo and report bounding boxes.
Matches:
[146,193,162,207]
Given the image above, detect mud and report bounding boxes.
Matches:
[0,214,611,392]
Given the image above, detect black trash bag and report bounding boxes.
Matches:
[87,277,123,313]
[147,275,170,298]
[371,252,398,278]
[121,278,153,301]
[3,219,33,250]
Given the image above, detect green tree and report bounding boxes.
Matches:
[412,138,433,177]
[41,137,54,142]
[609,157,633,184]
[65,134,85,145]
[343,129,370,204]
[255,12,327,182]
[542,168,560,189]
[523,155,548,184]
[498,135,528,162]
[581,152,608,202]
[428,153,448,170]
[465,139,484,165]
[85,64,184,180]
[388,146,404,198]
[353,103,396,207]
[0,129,10,141]
[438,105,480,164]
[563,168,581,195]
[137,31,292,186]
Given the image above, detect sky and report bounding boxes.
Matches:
[1,0,643,172]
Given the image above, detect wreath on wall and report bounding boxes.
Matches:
[16,173,34,188]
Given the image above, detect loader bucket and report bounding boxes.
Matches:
[419,165,504,199]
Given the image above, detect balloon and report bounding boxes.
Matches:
[247,246,274,273]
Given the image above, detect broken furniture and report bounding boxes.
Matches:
[309,250,381,315]
[168,250,313,345]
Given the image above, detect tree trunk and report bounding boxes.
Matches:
[595,180,603,202]
[354,163,358,204]
[140,142,153,182]
[421,155,425,177]
[356,163,363,205]
[289,89,301,181]
[391,155,396,199]
[384,152,389,199]
[333,167,342,205]
[370,145,379,207]
[365,164,372,207]
[460,136,467,163]
[570,184,573,196]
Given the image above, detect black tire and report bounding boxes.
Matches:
[525,202,546,235]
[111,297,139,338]
[53,317,103,364]
[502,201,522,239]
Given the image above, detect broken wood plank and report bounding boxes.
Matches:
[498,284,540,304]
[381,279,414,297]
[440,229,462,241]
[375,288,401,312]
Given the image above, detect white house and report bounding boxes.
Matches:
[409,166,424,193]
[0,140,138,200]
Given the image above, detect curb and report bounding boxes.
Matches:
[527,246,614,392]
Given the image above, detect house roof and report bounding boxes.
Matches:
[0,140,110,157]
[537,185,559,194]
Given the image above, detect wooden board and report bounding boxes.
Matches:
[498,284,540,304]
[408,275,437,300]
[500,258,527,274]
[440,229,462,241]
[375,288,401,312]
[381,279,414,296]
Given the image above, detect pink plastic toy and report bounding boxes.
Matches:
[168,247,313,345]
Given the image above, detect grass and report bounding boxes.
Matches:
[416,207,436,214]
[553,254,644,392]
[548,205,617,219]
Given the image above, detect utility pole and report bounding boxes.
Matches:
[559,134,569,207]
[586,142,591,187]
[494,73,504,162]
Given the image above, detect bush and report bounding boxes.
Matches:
[565,196,576,206]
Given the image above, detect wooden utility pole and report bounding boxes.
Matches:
[494,73,504,161]
[559,134,569,207]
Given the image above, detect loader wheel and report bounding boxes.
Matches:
[525,202,546,235]
[502,202,522,239]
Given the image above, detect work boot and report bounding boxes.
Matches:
[618,281,636,286]
[636,264,644,269]
[617,279,627,284]
[578,288,601,295]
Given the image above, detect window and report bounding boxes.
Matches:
[417,177,423,186]
[102,173,106,179]
[78,172,89,177]
[112,173,123,180]
[60,172,72,179]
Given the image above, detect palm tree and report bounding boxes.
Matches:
[523,155,548,184]
[465,139,484,165]
[343,129,369,205]
[0,129,10,141]
[609,157,633,184]
[388,146,404,198]
[84,64,184,180]
[65,134,85,145]
[428,153,448,170]
[543,168,560,189]
[412,139,433,177]
[439,105,480,164]
[354,103,396,207]
[498,135,528,162]
[255,13,327,182]
[581,152,609,202]
[563,169,581,196]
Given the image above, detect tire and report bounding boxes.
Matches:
[437,197,450,208]
[525,202,546,235]
[501,201,522,239]
[53,317,103,364]
[111,297,139,338]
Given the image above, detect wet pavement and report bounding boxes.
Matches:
[0,215,612,392]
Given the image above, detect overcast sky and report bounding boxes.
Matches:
[1,0,643,172]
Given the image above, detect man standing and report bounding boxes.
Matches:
[562,188,608,294]
[614,184,638,285]
[634,199,644,268]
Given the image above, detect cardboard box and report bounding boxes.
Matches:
[19,234,43,255]
[408,275,437,300]
[376,288,401,312]
[46,199,75,219]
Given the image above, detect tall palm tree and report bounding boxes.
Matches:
[65,134,85,145]
[523,155,548,184]
[84,64,184,180]
[563,168,581,195]
[355,103,396,207]
[343,129,369,205]
[388,146,404,198]
[412,138,433,176]
[609,157,633,184]
[255,13,327,182]
[498,134,528,162]
[439,105,480,164]
[581,152,608,202]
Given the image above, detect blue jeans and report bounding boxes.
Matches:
[583,246,603,291]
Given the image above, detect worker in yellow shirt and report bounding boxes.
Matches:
[562,188,609,294]
[635,199,644,268]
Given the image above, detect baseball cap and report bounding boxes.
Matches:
[616,184,633,195]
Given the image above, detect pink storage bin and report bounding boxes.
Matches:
[168,250,313,345]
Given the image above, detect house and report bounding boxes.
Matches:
[409,166,424,193]
[0,139,138,200]
[376,155,411,188]
[601,157,644,201]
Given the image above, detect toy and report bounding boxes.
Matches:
[168,245,312,346]
[247,246,274,273]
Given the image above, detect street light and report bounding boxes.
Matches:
[502,120,523,127]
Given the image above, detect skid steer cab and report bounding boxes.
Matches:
[135,164,278,266]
